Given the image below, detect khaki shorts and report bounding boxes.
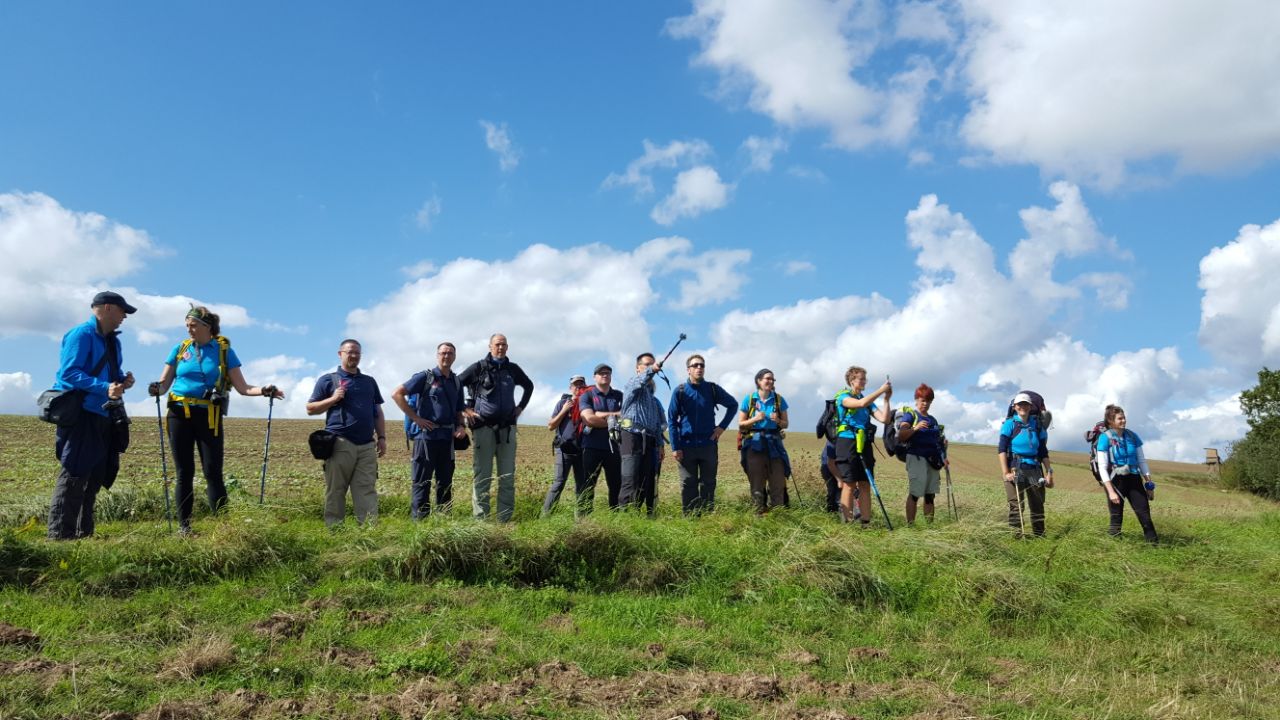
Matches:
[905,454,941,497]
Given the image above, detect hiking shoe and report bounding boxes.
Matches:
[177,525,194,537]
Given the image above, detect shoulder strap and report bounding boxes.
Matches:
[216,336,231,392]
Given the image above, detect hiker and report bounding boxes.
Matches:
[577,364,625,515]
[997,393,1053,537]
[307,339,386,527]
[1096,404,1158,542]
[833,367,894,526]
[820,440,853,516]
[541,375,587,517]
[147,305,282,535]
[737,369,790,514]
[618,352,666,515]
[895,383,947,525]
[46,291,137,540]
[458,334,534,522]
[668,354,737,515]
[391,342,467,519]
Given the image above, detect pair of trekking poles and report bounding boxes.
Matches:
[153,393,277,532]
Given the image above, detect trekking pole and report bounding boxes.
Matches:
[154,394,173,532]
[863,467,893,531]
[943,460,957,521]
[657,333,688,368]
[1014,471,1027,537]
[258,394,275,504]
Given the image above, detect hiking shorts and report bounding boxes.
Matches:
[834,436,873,486]
[905,454,941,497]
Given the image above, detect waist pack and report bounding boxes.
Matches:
[308,429,338,460]
[37,389,85,428]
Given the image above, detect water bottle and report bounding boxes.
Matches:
[1144,480,1156,501]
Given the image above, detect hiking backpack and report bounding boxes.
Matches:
[1005,389,1052,430]
[554,385,596,455]
[882,405,917,462]
[1084,420,1108,486]
[816,397,840,442]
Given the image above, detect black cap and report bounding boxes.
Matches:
[594,363,613,375]
[91,291,137,314]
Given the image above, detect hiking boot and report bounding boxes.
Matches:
[177,525,194,537]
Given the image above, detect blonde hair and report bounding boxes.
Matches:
[844,366,867,386]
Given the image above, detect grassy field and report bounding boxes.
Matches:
[0,414,1277,719]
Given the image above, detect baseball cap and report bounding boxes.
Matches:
[569,375,586,384]
[594,363,613,375]
[91,291,138,314]
[1013,392,1033,406]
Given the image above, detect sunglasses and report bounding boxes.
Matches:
[687,363,705,369]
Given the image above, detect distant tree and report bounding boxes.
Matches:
[1223,368,1280,500]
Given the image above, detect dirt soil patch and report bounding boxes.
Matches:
[252,611,312,639]
[0,622,40,648]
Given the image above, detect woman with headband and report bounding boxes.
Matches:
[148,305,283,534]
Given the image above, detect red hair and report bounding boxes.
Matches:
[914,383,935,402]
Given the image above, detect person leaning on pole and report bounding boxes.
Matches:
[307,339,386,528]
[46,291,137,540]
[391,341,467,520]
[457,333,534,522]
[667,353,736,515]
[618,352,666,515]
[147,305,282,535]
[541,374,586,517]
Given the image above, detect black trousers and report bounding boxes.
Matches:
[620,431,659,515]
[411,437,455,518]
[578,446,621,515]
[1108,474,1158,542]
[167,406,227,527]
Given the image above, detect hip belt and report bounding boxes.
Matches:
[168,393,222,436]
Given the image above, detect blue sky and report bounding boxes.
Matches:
[2,1,1278,461]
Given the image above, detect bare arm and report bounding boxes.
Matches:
[228,367,283,398]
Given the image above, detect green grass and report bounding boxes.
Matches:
[0,414,1277,718]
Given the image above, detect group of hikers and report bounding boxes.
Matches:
[39,291,1158,544]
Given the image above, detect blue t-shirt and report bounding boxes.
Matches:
[835,389,877,439]
[1096,429,1143,467]
[579,387,624,451]
[998,416,1047,464]
[402,368,462,441]
[166,339,242,398]
[739,391,788,431]
[310,368,384,445]
[898,408,942,457]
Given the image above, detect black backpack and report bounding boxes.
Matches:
[882,405,916,462]
[816,398,840,442]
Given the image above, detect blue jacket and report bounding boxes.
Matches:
[54,317,125,417]
[668,380,736,451]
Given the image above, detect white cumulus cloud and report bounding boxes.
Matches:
[0,372,35,415]
[603,139,714,196]
[957,0,1280,186]
[741,135,788,173]
[650,166,733,225]
[1198,216,1280,370]
[667,0,936,149]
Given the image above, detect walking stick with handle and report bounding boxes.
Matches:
[154,394,173,532]
[258,394,275,504]
[940,427,957,521]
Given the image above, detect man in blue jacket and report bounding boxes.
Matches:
[667,354,736,515]
[48,291,137,540]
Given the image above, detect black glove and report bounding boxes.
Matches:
[148,382,162,397]
[261,385,280,399]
